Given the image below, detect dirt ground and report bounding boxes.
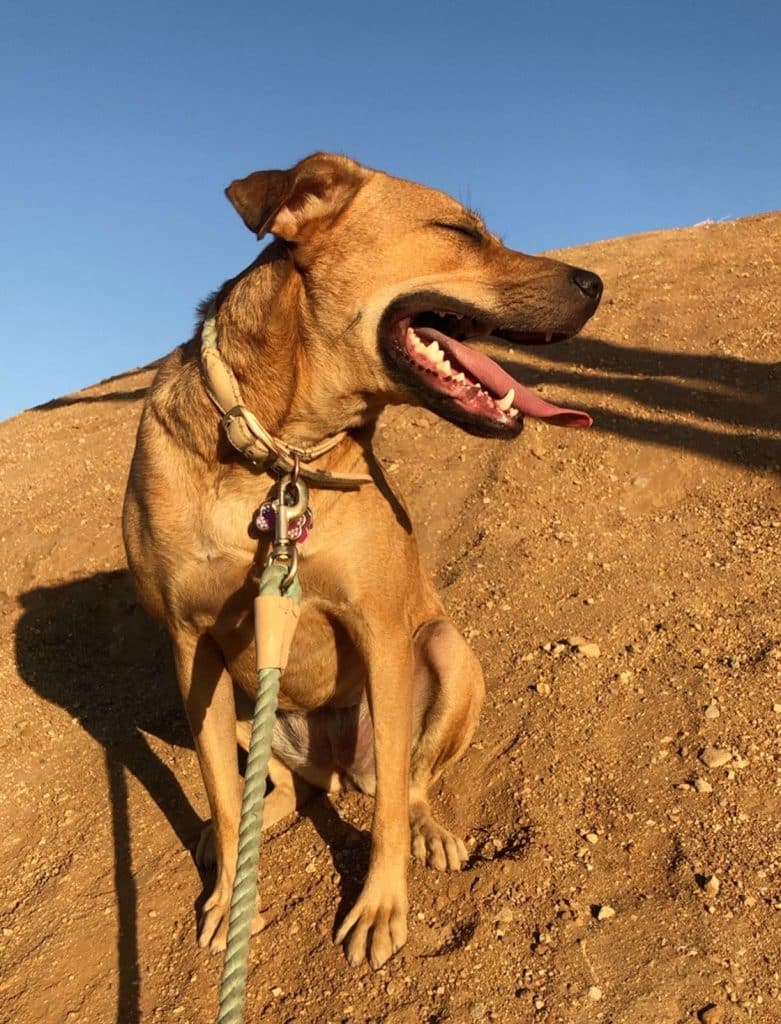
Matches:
[1,212,779,1024]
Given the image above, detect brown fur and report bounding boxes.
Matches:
[122,153,601,968]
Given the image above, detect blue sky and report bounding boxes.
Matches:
[2,0,779,419]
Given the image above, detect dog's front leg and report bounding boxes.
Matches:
[172,629,262,952]
[335,623,412,968]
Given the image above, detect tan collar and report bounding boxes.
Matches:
[199,308,372,490]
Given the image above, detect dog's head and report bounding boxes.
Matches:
[226,152,602,439]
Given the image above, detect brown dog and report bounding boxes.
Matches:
[122,153,602,969]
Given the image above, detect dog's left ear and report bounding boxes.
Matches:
[225,152,369,241]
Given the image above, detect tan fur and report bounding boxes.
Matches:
[123,153,600,968]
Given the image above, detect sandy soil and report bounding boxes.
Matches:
[1,212,779,1024]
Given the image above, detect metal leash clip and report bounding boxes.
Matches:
[264,466,310,591]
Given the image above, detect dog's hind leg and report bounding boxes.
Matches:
[408,619,484,871]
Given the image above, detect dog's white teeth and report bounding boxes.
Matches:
[454,372,466,383]
[496,389,515,412]
[426,341,444,362]
[544,332,553,342]
[408,329,430,355]
[509,407,520,418]
[439,360,452,375]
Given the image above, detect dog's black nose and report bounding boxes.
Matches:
[571,268,603,302]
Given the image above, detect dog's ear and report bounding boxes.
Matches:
[225,153,368,241]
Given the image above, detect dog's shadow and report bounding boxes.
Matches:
[15,570,200,1024]
[15,570,197,828]
[299,794,371,933]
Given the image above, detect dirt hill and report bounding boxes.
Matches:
[1,212,779,1024]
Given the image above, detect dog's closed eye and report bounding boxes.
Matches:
[429,221,486,245]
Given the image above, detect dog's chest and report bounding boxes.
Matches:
[214,592,367,712]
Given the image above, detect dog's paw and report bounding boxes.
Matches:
[411,812,468,871]
[335,878,408,969]
[198,877,264,953]
[195,820,216,869]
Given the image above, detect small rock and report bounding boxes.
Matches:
[773,703,781,714]
[566,635,589,647]
[534,681,552,696]
[700,746,732,769]
[588,986,603,1001]
[270,986,283,998]
[616,670,633,683]
[698,1004,725,1024]
[575,642,601,658]
[596,905,616,920]
[704,702,720,719]
[584,832,599,844]
[583,597,595,606]
[694,778,713,794]
[701,875,720,897]
[632,476,649,487]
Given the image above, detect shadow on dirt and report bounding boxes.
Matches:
[303,796,371,936]
[34,386,149,410]
[32,363,159,411]
[502,335,780,470]
[15,570,198,1024]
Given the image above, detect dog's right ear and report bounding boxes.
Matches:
[225,153,368,242]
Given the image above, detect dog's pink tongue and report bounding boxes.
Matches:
[448,336,592,428]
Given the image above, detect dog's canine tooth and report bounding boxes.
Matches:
[496,388,515,411]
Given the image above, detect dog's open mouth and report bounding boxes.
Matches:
[381,300,592,437]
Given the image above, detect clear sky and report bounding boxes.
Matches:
[2,0,779,420]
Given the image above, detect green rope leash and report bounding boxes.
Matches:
[216,474,306,1024]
